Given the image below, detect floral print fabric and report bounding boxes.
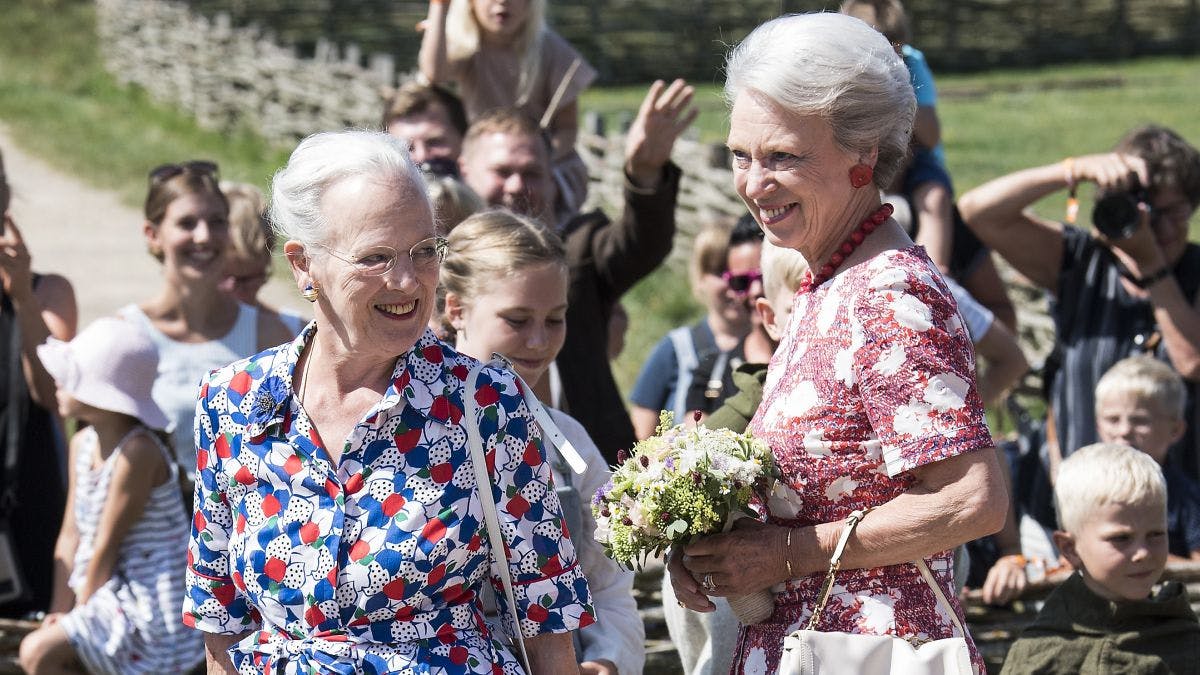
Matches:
[734,247,992,674]
[183,325,594,674]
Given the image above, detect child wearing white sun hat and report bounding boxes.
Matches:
[18,317,203,674]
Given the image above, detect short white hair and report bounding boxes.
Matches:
[724,12,916,189]
[269,130,429,248]
[760,238,810,301]
[1095,355,1187,419]
[1054,442,1167,535]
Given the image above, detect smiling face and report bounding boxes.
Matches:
[471,0,529,41]
[459,131,556,223]
[1057,500,1169,602]
[145,190,230,283]
[728,91,871,260]
[304,175,438,361]
[448,261,567,385]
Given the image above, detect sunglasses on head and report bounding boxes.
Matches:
[149,160,219,185]
[721,269,763,295]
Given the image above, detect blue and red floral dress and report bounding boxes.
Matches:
[183,325,595,674]
[735,247,992,675]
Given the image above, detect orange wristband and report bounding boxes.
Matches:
[1063,157,1079,224]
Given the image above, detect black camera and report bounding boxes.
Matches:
[1092,184,1149,240]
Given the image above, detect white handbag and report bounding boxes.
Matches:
[462,355,588,673]
[779,509,975,675]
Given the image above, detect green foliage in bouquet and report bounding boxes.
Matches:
[591,412,778,570]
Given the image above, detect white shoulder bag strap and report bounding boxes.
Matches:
[806,508,966,636]
[463,355,589,671]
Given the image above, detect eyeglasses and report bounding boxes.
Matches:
[318,236,448,276]
[149,160,219,185]
[721,269,763,295]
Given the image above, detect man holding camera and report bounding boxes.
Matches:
[959,124,1200,479]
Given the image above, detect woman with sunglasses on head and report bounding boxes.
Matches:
[0,147,76,619]
[628,217,752,440]
[118,163,293,484]
[185,131,592,674]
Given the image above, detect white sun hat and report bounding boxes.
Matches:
[36,317,169,430]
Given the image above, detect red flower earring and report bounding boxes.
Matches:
[849,163,874,188]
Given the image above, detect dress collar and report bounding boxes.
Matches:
[242,322,469,438]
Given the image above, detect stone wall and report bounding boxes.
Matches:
[96,0,399,144]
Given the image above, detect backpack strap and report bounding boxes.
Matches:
[667,326,698,420]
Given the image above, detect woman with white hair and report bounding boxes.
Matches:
[184,130,593,674]
[667,13,1006,673]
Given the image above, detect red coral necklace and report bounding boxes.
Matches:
[798,203,894,294]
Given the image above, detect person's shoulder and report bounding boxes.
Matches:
[201,339,293,398]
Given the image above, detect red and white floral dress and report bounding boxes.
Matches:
[733,246,992,674]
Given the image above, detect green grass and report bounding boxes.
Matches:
[0,0,290,206]
[4,1,1200,405]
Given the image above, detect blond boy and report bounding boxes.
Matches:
[1095,356,1200,560]
[1002,443,1200,674]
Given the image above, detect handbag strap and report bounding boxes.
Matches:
[463,354,591,670]
[464,359,530,671]
[803,508,966,637]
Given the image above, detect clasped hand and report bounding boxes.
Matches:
[668,518,789,612]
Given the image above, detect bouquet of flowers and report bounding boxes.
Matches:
[592,412,779,621]
[592,412,780,621]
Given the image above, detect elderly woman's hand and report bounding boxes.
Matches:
[673,519,792,607]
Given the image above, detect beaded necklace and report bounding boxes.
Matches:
[798,203,894,294]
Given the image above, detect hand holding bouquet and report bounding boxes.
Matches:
[592,413,780,623]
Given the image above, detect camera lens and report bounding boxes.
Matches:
[1092,192,1142,239]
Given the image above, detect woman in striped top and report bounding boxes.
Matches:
[18,317,204,674]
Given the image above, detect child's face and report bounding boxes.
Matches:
[471,0,529,40]
[757,281,797,344]
[1056,500,1169,602]
[1095,392,1185,465]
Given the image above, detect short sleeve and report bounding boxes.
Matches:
[903,45,938,108]
[473,366,595,639]
[628,334,679,410]
[852,265,993,477]
[181,376,261,634]
[537,29,597,113]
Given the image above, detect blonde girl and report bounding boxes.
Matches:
[441,210,643,675]
[418,0,596,212]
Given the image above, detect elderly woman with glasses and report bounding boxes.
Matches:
[184,130,593,675]
[119,161,293,484]
[667,14,1005,674]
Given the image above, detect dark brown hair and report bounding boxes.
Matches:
[1113,125,1200,207]
[382,82,469,135]
[143,165,228,226]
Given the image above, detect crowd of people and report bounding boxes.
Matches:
[2,0,1199,673]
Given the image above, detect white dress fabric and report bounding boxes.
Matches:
[58,426,203,674]
[119,303,258,477]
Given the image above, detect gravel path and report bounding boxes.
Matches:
[2,123,306,329]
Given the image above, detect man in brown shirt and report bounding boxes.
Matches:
[458,79,695,463]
